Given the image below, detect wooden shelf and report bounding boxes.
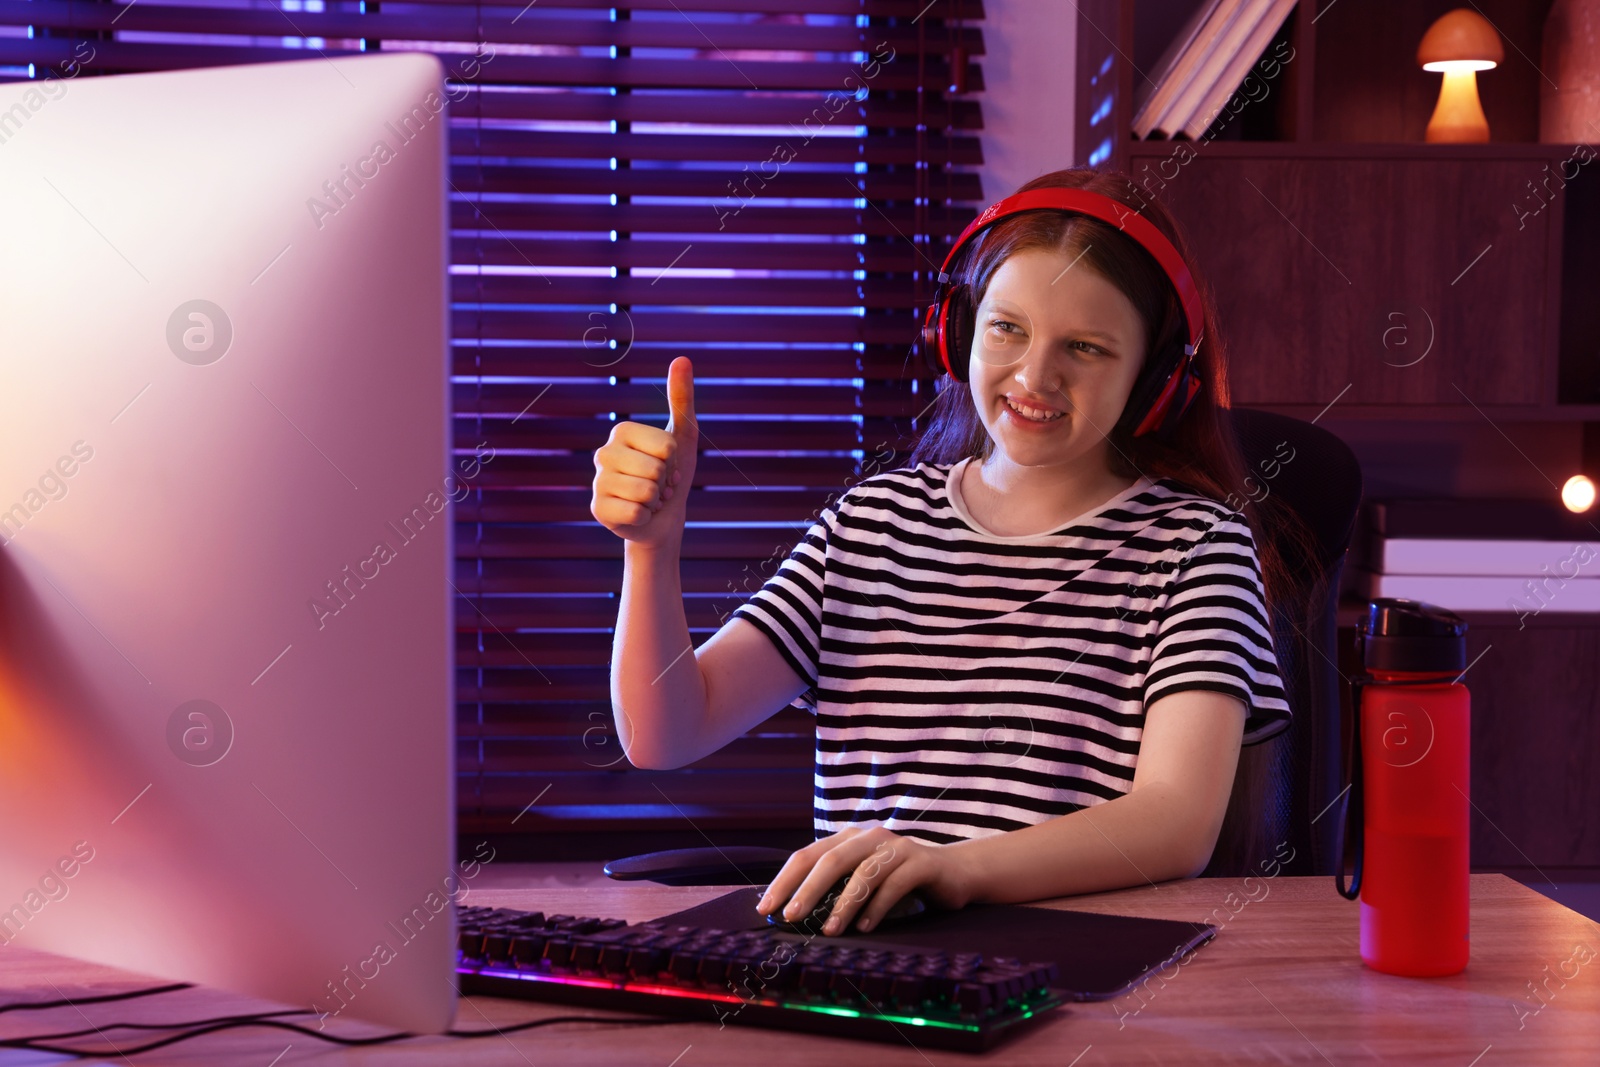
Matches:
[1126,141,1585,160]
[1081,2,1600,874]
[1085,0,1560,154]
[1255,405,1600,423]
[1075,1,1598,422]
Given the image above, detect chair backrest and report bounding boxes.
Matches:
[1202,407,1364,879]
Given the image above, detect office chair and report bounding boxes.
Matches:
[604,408,1363,887]
[1201,407,1363,878]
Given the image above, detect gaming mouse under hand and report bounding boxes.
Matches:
[763,874,928,935]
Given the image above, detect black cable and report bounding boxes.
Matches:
[0,983,194,1016]
[11,1009,307,1041]
[0,1008,695,1059]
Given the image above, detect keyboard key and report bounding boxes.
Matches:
[799,966,835,998]
[954,982,993,1017]
[697,956,731,986]
[482,932,513,963]
[667,951,702,982]
[970,971,1016,1007]
[542,938,574,968]
[764,954,804,992]
[625,946,667,978]
[570,941,603,973]
[457,929,485,958]
[920,973,957,1003]
[512,935,549,966]
[889,974,926,1008]
[858,971,894,1005]
[827,968,866,1004]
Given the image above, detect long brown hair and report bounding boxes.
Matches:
[907,167,1317,618]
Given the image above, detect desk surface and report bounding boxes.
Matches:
[0,874,1595,1065]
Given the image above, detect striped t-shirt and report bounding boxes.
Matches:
[729,457,1291,845]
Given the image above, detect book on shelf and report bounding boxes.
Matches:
[1354,573,1600,616]
[1132,0,1249,140]
[1174,0,1297,140]
[1131,0,1295,141]
[1352,499,1600,617]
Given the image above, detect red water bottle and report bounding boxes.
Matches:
[1336,598,1471,976]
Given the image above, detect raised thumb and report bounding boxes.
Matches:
[665,356,696,441]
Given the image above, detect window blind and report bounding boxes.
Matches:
[1,0,988,846]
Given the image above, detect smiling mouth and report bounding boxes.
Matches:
[1003,397,1066,422]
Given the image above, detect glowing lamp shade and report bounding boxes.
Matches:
[1417,9,1504,142]
[1562,474,1596,513]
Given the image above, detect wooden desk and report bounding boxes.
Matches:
[0,875,1594,1064]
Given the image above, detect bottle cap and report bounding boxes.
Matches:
[1359,598,1468,673]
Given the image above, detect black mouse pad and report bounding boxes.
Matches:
[649,886,1217,1002]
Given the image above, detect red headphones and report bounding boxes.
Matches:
[916,187,1206,440]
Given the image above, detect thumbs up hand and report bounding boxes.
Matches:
[591,356,698,547]
[664,353,697,461]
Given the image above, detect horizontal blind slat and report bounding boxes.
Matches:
[457,514,866,555]
[451,275,949,308]
[446,91,982,130]
[450,381,912,415]
[448,201,979,236]
[448,239,935,273]
[453,420,907,454]
[450,127,983,163]
[449,166,983,200]
[400,0,983,16]
[452,489,862,525]
[1,2,983,54]
[0,39,981,91]
[450,345,921,379]
[451,311,937,345]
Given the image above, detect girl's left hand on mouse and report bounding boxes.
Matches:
[754,825,974,936]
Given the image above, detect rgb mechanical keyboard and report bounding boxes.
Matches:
[455,904,1065,1051]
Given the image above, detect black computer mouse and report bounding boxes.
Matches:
[763,874,928,934]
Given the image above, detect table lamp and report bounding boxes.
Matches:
[1417,8,1504,142]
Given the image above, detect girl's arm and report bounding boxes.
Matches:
[611,542,806,770]
[754,688,1246,934]
[946,688,1247,901]
[595,354,807,770]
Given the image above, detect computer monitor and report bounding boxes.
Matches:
[0,52,458,1033]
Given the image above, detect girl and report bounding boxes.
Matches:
[590,167,1314,938]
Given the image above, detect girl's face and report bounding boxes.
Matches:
[967,246,1148,471]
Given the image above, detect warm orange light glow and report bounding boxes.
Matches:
[1562,475,1596,513]
[1426,70,1491,142]
[1422,59,1497,73]
[1417,9,1503,143]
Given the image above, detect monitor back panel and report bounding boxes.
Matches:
[0,52,455,1033]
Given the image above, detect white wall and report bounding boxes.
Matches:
[971,0,1079,201]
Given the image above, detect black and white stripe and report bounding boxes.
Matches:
[730,459,1291,845]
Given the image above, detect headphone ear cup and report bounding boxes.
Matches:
[1147,362,1198,440]
[919,301,946,376]
[941,284,976,382]
[1116,338,1181,438]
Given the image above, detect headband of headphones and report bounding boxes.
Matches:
[934,187,1205,359]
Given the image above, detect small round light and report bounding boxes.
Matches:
[1561,475,1595,513]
